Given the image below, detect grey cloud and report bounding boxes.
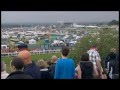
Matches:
[1,11,119,23]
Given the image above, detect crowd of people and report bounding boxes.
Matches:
[1,43,119,79]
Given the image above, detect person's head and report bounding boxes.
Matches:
[18,43,28,51]
[1,61,6,72]
[110,48,116,53]
[61,46,69,57]
[90,45,97,50]
[36,59,47,69]
[81,53,89,61]
[10,57,24,72]
[18,50,31,65]
[51,55,58,63]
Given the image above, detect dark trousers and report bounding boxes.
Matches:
[112,74,119,79]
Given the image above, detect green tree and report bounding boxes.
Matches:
[108,20,119,25]
[68,28,119,67]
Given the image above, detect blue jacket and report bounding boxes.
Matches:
[54,58,75,79]
[23,62,41,79]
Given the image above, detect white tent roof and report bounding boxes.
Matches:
[18,41,24,43]
[29,39,36,41]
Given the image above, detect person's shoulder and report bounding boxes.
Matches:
[67,58,73,60]
[56,58,62,63]
[87,49,91,52]
[88,61,93,65]
[67,58,74,62]
[109,59,115,63]
[57,58,62,61]
[95,50,99,53]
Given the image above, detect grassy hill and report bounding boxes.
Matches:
[1,53,61,73]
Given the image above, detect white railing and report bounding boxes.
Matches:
[1,49,61,57]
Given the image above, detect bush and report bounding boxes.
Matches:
[108,20,119,25]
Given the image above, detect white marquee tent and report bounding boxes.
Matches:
[29,39,36,44]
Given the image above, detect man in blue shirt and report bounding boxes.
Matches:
[54,46,75,79]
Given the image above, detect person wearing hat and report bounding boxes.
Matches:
[17,43,28,51]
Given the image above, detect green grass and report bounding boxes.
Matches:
[1,53,61,73]
[36,40,43,46]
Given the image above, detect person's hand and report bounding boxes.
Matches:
[99,72,103,79]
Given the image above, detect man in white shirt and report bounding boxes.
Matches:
[1,61,9,79]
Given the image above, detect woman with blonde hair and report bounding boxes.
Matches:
[36,59,51,79]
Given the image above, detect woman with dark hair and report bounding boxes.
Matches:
[75,53,98,79]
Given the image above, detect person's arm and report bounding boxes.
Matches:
[108,62,113,79]
[75,65,82,79]
[93,63,99,78]
[105,54,110,69]
[96,60,103,76]
[96,53,103,77]
[108,62,112,73]
[54,61,59,79]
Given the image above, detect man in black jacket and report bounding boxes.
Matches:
[104,48,118,79]
[109,53,119,79]
[48,55,58,79]
[6,57,33,79]
[18,50,41,79]
[105,48,117,69]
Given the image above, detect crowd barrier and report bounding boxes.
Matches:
[1,49,61,57]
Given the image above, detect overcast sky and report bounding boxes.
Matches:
[1,11,119,23]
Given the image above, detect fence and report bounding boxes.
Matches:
[1,49,61,57]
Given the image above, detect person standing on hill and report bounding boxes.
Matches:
[36,59,51,79]
[87,45,103,79]
[6,57,33,79]
[54,46,75,79]
[18,50,41,79]
[48,55,58,79]
[108,52,119,79]
[75,53,98,79]
[105,48,117,68]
